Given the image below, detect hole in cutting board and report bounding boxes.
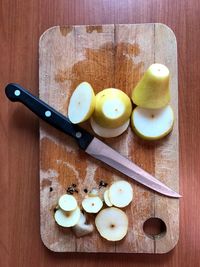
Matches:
[143,217,166,239]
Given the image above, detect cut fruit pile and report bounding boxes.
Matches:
[54,180,133,241]
[68,83,132,138]
[131,63,174,140]
[67,63,174,140]
[54,63,175,239]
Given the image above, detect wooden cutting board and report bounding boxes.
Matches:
[39,23,179,253]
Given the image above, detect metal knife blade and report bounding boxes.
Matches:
[86,138,181,198]
[5,83,181,198]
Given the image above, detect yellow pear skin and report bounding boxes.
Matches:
[93,88,132,128]
[131,63,170,109]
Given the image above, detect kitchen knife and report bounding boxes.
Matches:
[5,83,181,198]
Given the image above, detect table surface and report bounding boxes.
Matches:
[1,0,200,266]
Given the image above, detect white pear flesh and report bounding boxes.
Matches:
[72,212,94,237]
[131,105,174,140]
[82,196,103,213]
[68,82,95,123]
[90,117,130,138]
[88,188,99,197]
[103,190,113,207]
[93,88,132,128]
[95,207,128,241]
[109,181,133,208]
[54,207,81,227]
[58,194,78,212]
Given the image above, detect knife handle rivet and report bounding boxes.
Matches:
[14,90,21,96]
[75,132,82,138]
[45,110,51,117]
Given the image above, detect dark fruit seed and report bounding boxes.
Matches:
[72,184,77,187]
[49,187,53,192]
[84,189,88,193]
[75,189,79,193]
[99,181,108,187]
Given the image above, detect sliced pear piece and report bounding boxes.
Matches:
[88,188,99,197]
[109,181,133,208]
[104,190,113,207]
[72,212,94,237]
[93,88,132,128]
[68,82,95,123]
[54,207,81,227]
[95,207,128,241]
[131,105,174,140]
[90,117,130,138]
[131,63,170,109]
[58,194,78,212]
[82,196,103,213]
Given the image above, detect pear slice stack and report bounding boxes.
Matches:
[54,207,81,227]
[58,194,78,211]
[93,88,132,128]
[131,63,174,140]
[90,88,132,138]
[54,194,81,227]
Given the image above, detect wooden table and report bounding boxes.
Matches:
[1,0,200,266]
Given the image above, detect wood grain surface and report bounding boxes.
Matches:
[1,0,200,266]
[39,24,179,253]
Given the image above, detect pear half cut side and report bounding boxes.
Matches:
[131,105,174,140]
[68,82,95,123]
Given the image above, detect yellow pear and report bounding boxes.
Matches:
[131,63,170,109]
[90,117,130,138]
[68,82,95,123]
[131,105,174,140]
[93,88,132,128]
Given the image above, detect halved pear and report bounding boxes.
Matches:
[68,82,95,123]
[103,190,113,207]
[82,196,103,213]
[93,88,132,128]
[72,212,94,237]
[95,207,128,241]
[131,63,170,109]
[90,117,130,138]
[54,207,81,227]
[58,194,77,211]
[131,105,174,140]
[109,181,133,208]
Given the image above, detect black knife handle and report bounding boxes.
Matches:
[5,83,94,150]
